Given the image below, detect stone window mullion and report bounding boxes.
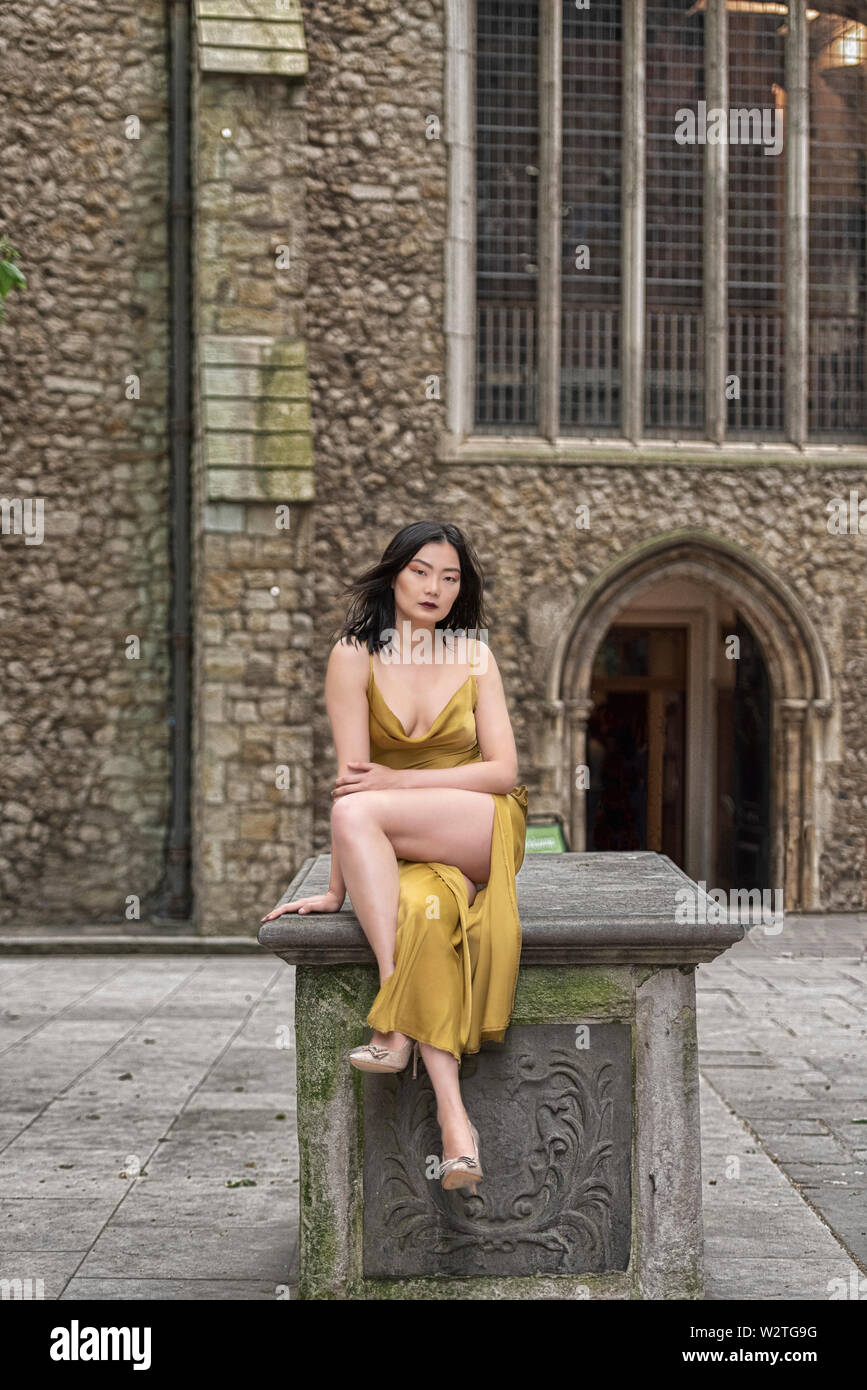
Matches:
[704,0,728,444]
[785,0,810,446]
[445,0,476,441]
[538,0,562,441]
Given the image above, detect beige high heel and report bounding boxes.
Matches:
[349,1036,420,1079]
[440,1119,483,1194]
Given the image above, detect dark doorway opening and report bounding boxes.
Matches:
[587,625,687,864]
[715,614,772,892]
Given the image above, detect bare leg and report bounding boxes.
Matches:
[330,788,495,1159]
[330,806,401,987]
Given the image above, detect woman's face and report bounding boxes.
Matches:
[392,540,461,625]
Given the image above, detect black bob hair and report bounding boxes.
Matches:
[333,521,488,654]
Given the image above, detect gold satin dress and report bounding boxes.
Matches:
[363,650,529,1063]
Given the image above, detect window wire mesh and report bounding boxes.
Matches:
[808,9,866,439]
[726,9,786,437]
[475,0,539,431]
[472,1,865,444]
[560,0,622,435]
[644,0,705,436]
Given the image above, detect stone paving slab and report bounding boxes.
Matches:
[0,1251,91,1302]
[60,1278,287,1300]
[696,922,867,1271]
[0,955,298,1299]
[106,1186,297,1225]
[74,1223,294,1283]
[0,1198,119,1251]
[700,1077,862,1299]
[0,930,865,1301]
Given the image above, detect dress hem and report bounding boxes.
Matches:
[363,1016,463,1065]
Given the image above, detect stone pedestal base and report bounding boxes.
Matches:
[294,961,704,1300]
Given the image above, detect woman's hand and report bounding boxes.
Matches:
[260,889,344,922]
[331,762,405,798]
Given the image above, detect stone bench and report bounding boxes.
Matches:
[258,850,742,1300]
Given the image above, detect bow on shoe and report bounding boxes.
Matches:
[439,1155,480,1175]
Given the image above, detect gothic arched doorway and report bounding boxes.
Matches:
[543,532,832,909]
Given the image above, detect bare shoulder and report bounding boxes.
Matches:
[469,636,502,684]
[327,637,369,687]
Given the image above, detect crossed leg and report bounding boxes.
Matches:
[330,788,495,1163]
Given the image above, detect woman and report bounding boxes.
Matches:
[261,521,528,1193]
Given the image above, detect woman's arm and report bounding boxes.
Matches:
[397,760,516,795]
[261,640,369,922]
[325,639,373,892]
[328,834,346,903]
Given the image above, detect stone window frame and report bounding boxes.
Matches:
[441,0,867,468]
